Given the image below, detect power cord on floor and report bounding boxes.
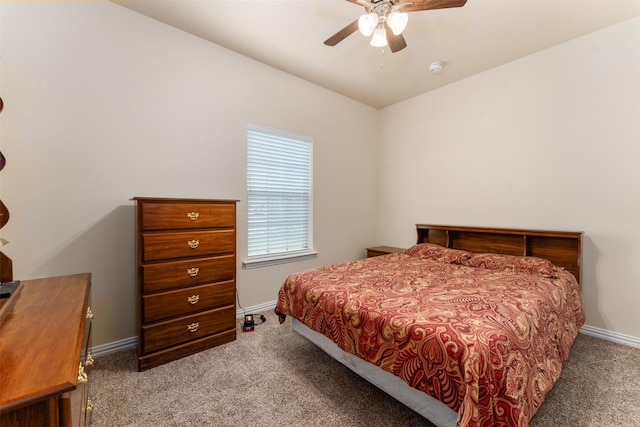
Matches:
[581,345,637,367]
[236,288,246,318]
[236,288,267,327]
[253,314,267,325]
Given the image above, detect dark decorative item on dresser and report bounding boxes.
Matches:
[0,273,93,427]
[133,197,238,371]
[0,95,16,285]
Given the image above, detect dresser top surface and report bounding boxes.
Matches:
[132,197,239,203]
[0,273,91,412]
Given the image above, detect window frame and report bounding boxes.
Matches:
[243,122,316,269]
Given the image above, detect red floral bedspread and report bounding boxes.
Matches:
[275,244,585,427]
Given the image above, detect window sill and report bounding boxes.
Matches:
[242,251,318,269]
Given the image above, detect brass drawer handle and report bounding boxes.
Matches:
[187,239,200,249]
[187,212,199,221]
[187,267,199,277]
[188,294,200,305]
[187,322,199,333]
[78,363,88,384]
[85,352,94,367]
[86,397,94,413]
[86,307,94,320]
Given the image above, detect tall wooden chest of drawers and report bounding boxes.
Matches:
[133,197,238,371]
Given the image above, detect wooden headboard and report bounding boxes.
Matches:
[416,224,583,284]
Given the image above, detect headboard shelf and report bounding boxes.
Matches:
[416,224,583,284]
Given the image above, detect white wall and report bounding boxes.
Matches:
[0,2,378,346]
[2,2,637,348]
[377,17,640,340]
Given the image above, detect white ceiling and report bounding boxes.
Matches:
[112,0,640,109]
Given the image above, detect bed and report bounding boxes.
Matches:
[275,225,585,427]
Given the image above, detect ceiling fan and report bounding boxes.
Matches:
[324,0,467,53]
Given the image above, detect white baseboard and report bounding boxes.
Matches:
[89,305,639,358]
[236,300,277,318]
[580,325,640,348]
[90,336,137,358]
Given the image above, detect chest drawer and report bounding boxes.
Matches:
[141,305,235,354]
[142,255,235,293]
[142,280,235,323]
[142,230,235,262]
[139,202,235,231]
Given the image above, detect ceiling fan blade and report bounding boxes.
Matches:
[324,19,360,46]
[385,26,407,53]
[402,0,467,12]
[346,0,372,7]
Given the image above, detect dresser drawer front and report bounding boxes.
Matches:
[141,306,235,354]
[142,255,234,293]
[140,202,235,231]
[142,280,235,323]
[142,230,235,262]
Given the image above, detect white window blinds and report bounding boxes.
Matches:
[246,123,314,266]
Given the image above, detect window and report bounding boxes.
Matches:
[244,122,315,269]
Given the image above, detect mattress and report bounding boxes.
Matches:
[275,243,585,426]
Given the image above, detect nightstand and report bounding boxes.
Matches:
[366,246,405,258]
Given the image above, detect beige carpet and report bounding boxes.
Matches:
[89,311,639,426]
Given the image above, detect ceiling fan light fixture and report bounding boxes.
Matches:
[324,0,468,53]
[387,11,408,35]
[370,25,387,47]
[358,12,378,37]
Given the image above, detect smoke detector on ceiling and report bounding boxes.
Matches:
[429,61,443,73]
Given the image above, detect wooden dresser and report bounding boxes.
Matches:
[0,273,93,427]
[133,197,237,371]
